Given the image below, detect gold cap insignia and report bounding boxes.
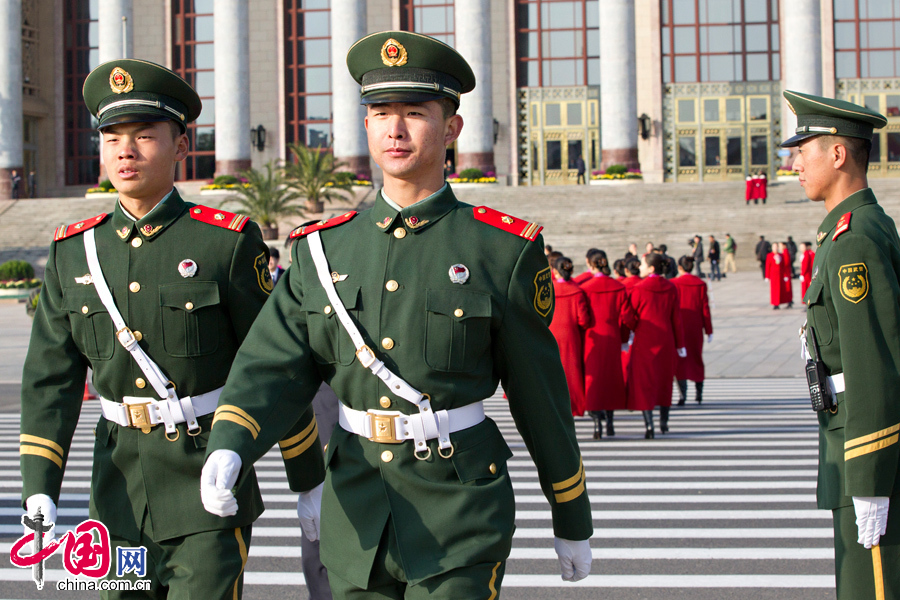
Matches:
[381,38,408,67]
[109,67,134,94]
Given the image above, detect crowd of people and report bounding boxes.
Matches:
[754,235,816,309]
[542,243,713,439]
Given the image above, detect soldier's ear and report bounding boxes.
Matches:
[832,142,849,170]
[444,114,463,146]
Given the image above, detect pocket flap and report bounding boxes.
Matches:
[804,280,823,305]
[159,281,220,312]
[62,287,106,316]
[301,286,360,315]
[426,288,491,320]
[451,426,513,483]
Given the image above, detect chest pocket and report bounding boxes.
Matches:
[804,280,833,346]
[303,286,361,365]
[62,287,115,361]
[425,288,492,373]
[159,281,221,357]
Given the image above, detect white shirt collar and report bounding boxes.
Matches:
[118,188,175,222]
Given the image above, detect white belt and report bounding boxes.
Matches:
[338,401,485,457]
[100,387,222,438]
[828,373,845,395]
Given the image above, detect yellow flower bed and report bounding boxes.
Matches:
[199,183,251,191]
[86,187,116,194]
[776,169,798,177]
[590,173,643,180]
[446,177,498,184]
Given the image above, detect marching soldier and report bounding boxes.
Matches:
[201,31,593,597]
[784,90,900,598]
[19,59,323,598]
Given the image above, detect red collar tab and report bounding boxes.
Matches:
[189,205,250,232]
[833,212,852,242]
[53,213,108,241]
[289,212,358,239]
[472,206,542,241]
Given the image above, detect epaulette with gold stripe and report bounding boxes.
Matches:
[289,211,358,239]
[833,212,852,242]
[278,417,320,460]
[473,206,542,241]
[53,213,108,241]
[189,205,250,232]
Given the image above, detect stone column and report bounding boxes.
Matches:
[0,1,23,200]
[600,0,639,171]
[781,0,822,140]
[331,0,369,179]
[98,0,134,63]
[455,0,494,174]
[215,0,251,176]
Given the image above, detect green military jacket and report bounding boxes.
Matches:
[20,190,323,542]
[803,188,900,509]
[207,186,593,587]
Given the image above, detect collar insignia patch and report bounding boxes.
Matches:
[405,216,428,229]
[117,226,130,240]
[816,231,827,245]
[376,217,392,229]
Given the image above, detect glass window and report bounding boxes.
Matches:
[673,0,695,25]
[750,135,768,165]
[749,97,767,120]
[305,95,331,121]
[726,98,741,121]
[678,99,696,122]
[516,0,597,88]
[744,0,767,22]
[866,0,893,19]
[745,25,768,51]
[304,39,331,65]
[746,53,769,80]
[675,27,696,53]
[307,124,331,148]
[550,30,576,57]
[679,137,697,167]
[546,103,561,126]
[707,54,736,81]
[726,136,742,165]
[704,98,719,121]
[835,21,856,49]
[305,67,331,93]
[568,140,583,168]
[888,132,900,162]
[835,50,857,78]
[304,12,329,35]
[675,55,697,81]
[705,137,721,165]
[864,95,881,111]
[567,103,582,125]
[868,21,894,48]
[194,16,214,42]
[870,134,881,162]
[546,140,562,169]
[887,95,900,117]
[833,0,855,20]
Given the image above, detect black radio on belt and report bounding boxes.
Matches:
[805,327,834,412]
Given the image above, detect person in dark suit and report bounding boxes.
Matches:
[268,246,286,285]
[690,235,704,278]
[755,235,771,279]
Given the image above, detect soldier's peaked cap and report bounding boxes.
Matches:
[83,59,202,133]
[780,90,887,148]
[347,31,475,107]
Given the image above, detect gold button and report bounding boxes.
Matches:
[81,305,89,314]
[135,378,146,389]
[489,463,497,474]
[324,305,332,314]
[185,302,194,310]
[381,450,393,463]
[385,280,399,292]
[382,337,394,350]
[324,443,328,452]
[129,282,140,293]
[380,396,392,408]
[131,237,143,248]
[478,208,487,214]
[193,208,202,214]
[454,308,464,318]
[393,228,407,239]
[133,330,142,342]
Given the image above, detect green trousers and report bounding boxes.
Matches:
[833,501,899,600]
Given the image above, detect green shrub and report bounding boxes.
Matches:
[459,168,484,180]
[98,179,116,192]
[0,260,34,281]
[605,164,628,176]
[213,174,241,186]
[333,171,354,185]
[26,289,39,317]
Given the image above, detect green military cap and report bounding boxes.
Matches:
[346,31,475,107]
[83,59,202,133]
[781,90,887,148]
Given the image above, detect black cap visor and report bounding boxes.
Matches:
[97,109,184,132]
[780,131,821,148]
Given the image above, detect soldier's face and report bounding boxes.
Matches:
[793,137,835,202]
[365,102,463,182]
[101,121,188,203]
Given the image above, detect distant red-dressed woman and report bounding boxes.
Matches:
[766,242,793,309]
[548,256,593,417]
[673,256,713,405]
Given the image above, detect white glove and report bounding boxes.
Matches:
[707,334,713,344]
[677,347,687,358]
[24,494,57,542]
[853,496,889,549]
[296,482,324,542]
[784,277,790,282]
[620,343,629,352]
[554,537,591,582]
[200,450,242,517]
[800,275,805,282]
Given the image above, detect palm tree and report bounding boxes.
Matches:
[284,143,353,213]
[226,161,305,240]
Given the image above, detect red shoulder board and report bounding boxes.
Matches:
[833,212,851,241]
[53,213,108,241]
[189,205,250,232]
[289,212,358,239]
[473,206,542,241]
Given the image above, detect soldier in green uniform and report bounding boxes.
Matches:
[202,31,593,597]
[19,59,323,598]
[783,90,900,598]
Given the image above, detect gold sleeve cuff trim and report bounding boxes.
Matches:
[20,445,64,468]
[212,413,260,440]
[279,417,317,448]
[845,434,899,461]
[845,424,900,450]
[280,423,319,459]
[20,434,64,457]
[214,405,261,435]
[552,460,584,491]
[554,477,586,504]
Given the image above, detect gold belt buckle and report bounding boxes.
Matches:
[126,402,154,434]
[368,412,401,444]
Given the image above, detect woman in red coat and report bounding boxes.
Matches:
[673,256,713,405]
[620,257,642,390]
[626,253,685,438]
[766,242,791,309]
[580,250,633,439]
[548,256,593,417]
[573,248,601,285]
[780,243,793,307]
[799,242,815,299]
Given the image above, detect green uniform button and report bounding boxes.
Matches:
[135,378,146,389]
[379,396,391,408]
[129,282,141,293]
[382,337,394,350]
[393,228,407,239]
[386,280,399,292]
[381,451,393,463]
[131,238,142,248]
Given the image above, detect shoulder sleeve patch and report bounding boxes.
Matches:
[289,211,358,239]
[833,212,852,241]
[189,205,250,232]
[473,206,542,241]
[534,266,553,317]
[254,252,274,295]
[838,263,868,303]
[53,213,108,241]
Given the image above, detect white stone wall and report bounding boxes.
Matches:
[634,0,664,183]
[98,0,133,63]
[0,0,23,170]
[249,0,282,167]
[781,0,822,139]
[491,0,510,181]
[132,1,166,65]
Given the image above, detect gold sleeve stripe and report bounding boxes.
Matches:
[20,445,64,468]
[278,418,317,449]
[845,424,900,450]
[212,413,260,440]
[552,461,584,491]
[214,405,260,434]
[20,434,64,457]
[281,424,319,459]
[487,562,501,600]
[845,434,898,461]
[554,476,586,504]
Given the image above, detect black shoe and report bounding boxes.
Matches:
[592,430,601,440]
[677,398,685,406]
[660,423,669,434]
[773,306,780,310]
[606,422,615,437]
[787,302,793,308]
[644,428,655,439]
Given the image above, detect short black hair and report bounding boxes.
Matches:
[818,135,872,172]
[438,97,457,120]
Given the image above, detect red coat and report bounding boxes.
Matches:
[780,249,793,303]
[549,279,593,416]
[756,175,768,200]
[620,275,643,384]
[581,274,632,411]
[745,177,754,202]
[572,271,593,285]
[800,249,815,299]
[672,274,712,382]
[766,252,791,305]
[626,275,684,411]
